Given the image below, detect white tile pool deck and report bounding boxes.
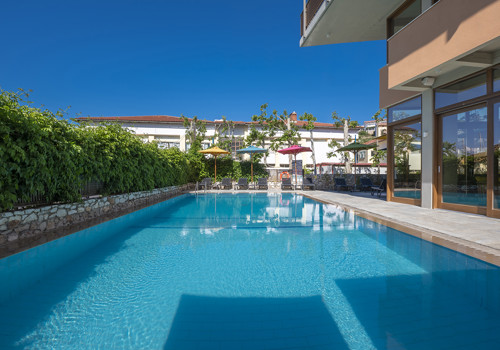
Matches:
[192,187,500,266]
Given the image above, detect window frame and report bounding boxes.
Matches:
[387,114,423,206]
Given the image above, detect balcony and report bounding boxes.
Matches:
[300,0,325,37]
[300,0,403,47]
[385,0,500,93]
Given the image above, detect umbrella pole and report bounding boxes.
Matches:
[294,154,297,191]
[215,155,217,182]
[251,153,254,184]
[353,151,356,190]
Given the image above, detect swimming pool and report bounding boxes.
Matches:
[0,193,499,349]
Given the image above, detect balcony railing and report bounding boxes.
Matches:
[300,0,325,36]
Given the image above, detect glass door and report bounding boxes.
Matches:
[438,105,488,214]
[491,100,500,218]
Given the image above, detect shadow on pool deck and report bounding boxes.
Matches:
[164,294,349,350]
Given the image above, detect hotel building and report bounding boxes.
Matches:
[76,113,379,177]
[301,0,500,218]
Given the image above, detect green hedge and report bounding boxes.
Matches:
[204,157,268,181]
[0,90,194,211]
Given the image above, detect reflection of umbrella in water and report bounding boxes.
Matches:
[277,145,312,189]
[336,141,376,189]
[199,146,230,181]
[236,145,267,184]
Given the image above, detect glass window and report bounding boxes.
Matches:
[494,69,500,92]
[435,74,487,109]
[441,106,488,207]
[388,96,422,123]
[388,0,422,37]
[494,102,500,210]
[393,121,422,199]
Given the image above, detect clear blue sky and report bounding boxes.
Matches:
[1,0,386,124]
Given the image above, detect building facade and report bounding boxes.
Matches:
[301,0,500,218]
[77,112,384,176]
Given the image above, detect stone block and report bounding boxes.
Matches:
[25,212,38,223]
[7,220,21,229]
[46,220,55,230]
[7,232,18,241]
[56,209,67,218]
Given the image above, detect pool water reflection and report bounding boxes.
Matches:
[0,193,499,349]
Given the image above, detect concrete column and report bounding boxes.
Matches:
[421,88,434,209]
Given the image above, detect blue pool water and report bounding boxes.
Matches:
[0,193,499,349]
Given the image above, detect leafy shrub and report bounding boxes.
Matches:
[204,156,268,181]
[0,90,193,211]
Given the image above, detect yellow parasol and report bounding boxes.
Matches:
[199,146,230,181]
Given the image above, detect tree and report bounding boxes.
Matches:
[327,112,359,174]
[369,109,387,174]
[394,130,417,185]
[252,104,300,168]
[299,112,317,174]
[181,115,207,154]
[244,124,267,163]
[214,116,235,154]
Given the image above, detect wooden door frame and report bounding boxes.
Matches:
[436,103,488,216]
[387,116,422,206]
[487,98,500,218]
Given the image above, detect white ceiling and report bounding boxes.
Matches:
[301,0,405,47]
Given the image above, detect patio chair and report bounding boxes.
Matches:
[371,179,387,198]
[303,176,316,190]
[359,177,374,192]
[199,177,213,190]
[257,177,268,190]
[334,178,351,191]
[220,177,233,190]
[281,177,293,190]
[236,178,249,190]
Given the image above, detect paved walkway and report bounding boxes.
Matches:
[299,190,500,266]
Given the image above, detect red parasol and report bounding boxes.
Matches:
[277,145,312,189]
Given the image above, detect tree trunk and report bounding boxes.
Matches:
[287,117,293,169]
[344,120,351,174]
[310,129,316,175]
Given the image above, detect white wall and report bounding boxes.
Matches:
[95,121,369,169]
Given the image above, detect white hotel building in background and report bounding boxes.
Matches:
[77,112,387,176]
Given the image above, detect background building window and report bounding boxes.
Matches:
[388,0,422,38]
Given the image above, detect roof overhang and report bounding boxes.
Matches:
[300,0,405,47]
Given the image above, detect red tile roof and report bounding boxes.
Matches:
[75,115,363,129]
[76,115,185,123]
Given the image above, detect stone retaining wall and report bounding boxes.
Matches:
[0,184,192,257]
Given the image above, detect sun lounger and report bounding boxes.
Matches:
[236,178,249,190]
[257,178,268,190]
[220,178,232,190]
[199,177,213,190]
[334,178,351,191]
[371,179,387,197]
[359,177,374,192]
[281,177,293,190]
[303,176,316,190]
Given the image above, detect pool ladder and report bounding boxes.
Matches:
[195,181,207,194]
